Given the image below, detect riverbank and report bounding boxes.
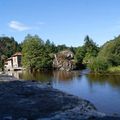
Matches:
[107,66,120,73]
[0,74,119,120]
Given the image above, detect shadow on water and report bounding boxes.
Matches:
[7,70,81,82]
[87,73,120,88]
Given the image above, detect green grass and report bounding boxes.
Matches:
[107,66,120,73]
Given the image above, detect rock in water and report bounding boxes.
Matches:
[53,50,76,71]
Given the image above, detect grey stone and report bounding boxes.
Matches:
[53,50,76,71]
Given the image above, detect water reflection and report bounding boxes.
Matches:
[53,71,80,81]
[5,71,23,79]
[6,70,120,88]
[87,74,120,88]
[20,71,53,82]
[7,70,80,82]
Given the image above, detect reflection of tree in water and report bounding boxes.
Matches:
[19,71,53,83]
[53,71,78,81]
[87,73,120,87]
[12,70,81,82]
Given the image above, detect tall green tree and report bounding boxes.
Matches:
[45,39,57,53]
[83,35,99,63]
[75,35,99,65]
[0,36,21,57]
[22,34,52,71]
[75,46,85,63]
[57,44,68,52]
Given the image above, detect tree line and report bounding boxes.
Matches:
[0,34,120,72]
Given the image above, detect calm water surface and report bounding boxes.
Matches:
[7,70,120,115]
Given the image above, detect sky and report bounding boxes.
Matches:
[0,0,120,46]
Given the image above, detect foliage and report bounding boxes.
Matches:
[75,46,85,63]
[98,35,120,66]
[88,57,110,73]
[87,35,120,72]
[83,35,99,63]
[108,66,120,73]
[0,36,21,69]
[56,44,68,52]
[45,39,57,54]
[69,46,76,54]
[75,35,99,64]
[0,36,21,57]
[1,33,120,73]
[22,34,53,71]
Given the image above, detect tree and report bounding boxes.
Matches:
[0,36,21,69]
[88,57,109,73]
[69,46,76,54]
[22,34,52,71]
[83,35,99,63]
[75,46,85,63]
[57,44,68,52]
[0,36,21,57]
[45,39,57,53]
[98,35,120,66]
[75,35,99,65]
[87,35,120,72]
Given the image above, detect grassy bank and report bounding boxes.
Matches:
[107,66,120,73]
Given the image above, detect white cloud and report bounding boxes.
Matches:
[9,21,31,31]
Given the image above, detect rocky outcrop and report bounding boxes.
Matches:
[0,75,119,120]
[53,50,76,71]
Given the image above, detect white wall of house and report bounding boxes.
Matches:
[12,56,18,68]
[8,60,13,68]
[4,59,13,70]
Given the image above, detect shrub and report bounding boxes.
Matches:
[108,66,120,73]
[88,57,110,73]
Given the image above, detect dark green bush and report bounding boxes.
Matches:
[88,57,110,73]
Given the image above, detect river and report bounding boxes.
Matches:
[6,69,120,115]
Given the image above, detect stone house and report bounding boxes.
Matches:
[4,52,22,71]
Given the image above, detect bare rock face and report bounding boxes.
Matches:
[53,50,76,71]
[0,80,104,120]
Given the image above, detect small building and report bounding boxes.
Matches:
[4,57,13,71]
[4,52,22,71]
[12,52,22,68]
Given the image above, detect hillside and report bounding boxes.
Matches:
[98,36,120,66]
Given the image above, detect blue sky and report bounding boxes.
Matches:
[0,0,120,46]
